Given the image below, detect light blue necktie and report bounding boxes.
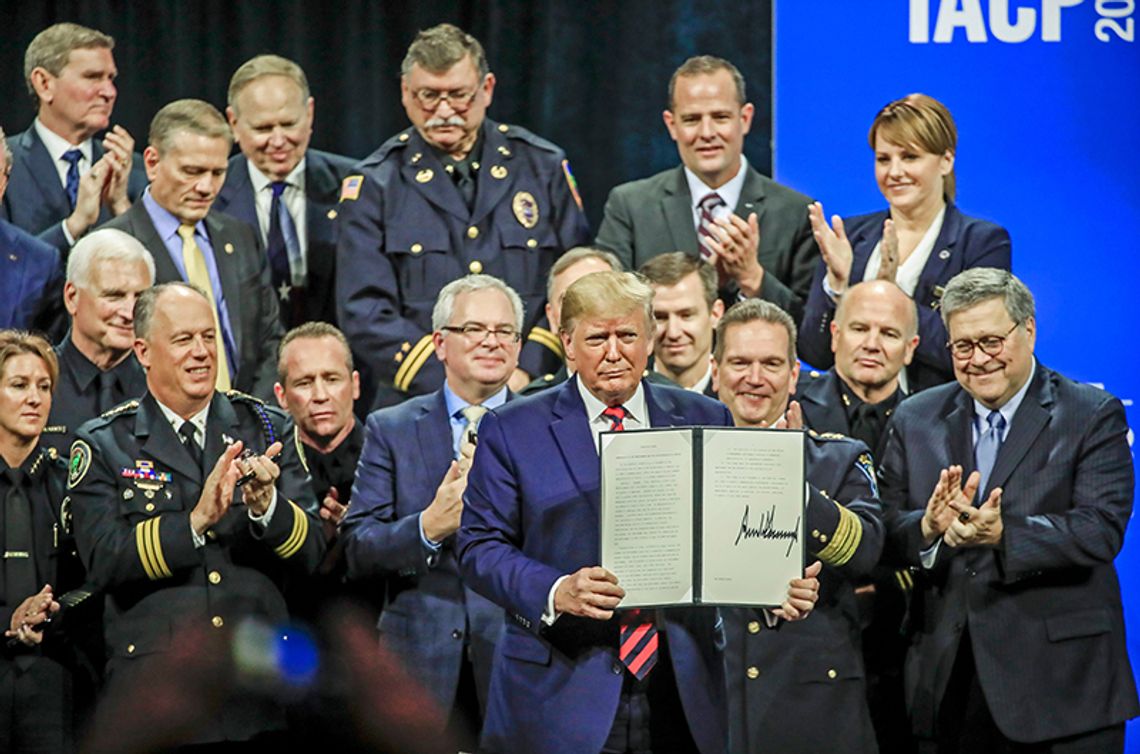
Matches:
[974,410,1006,502]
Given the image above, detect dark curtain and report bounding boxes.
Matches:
[0,0,772,230]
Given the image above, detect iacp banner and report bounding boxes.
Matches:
[774,0,1139,747]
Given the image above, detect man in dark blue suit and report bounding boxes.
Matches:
[458,271,821,754]
[1,129,64,335]
[3,23,145,253]
[217,55,356,329]
[879,268,1139,752]
[343,274,524,749]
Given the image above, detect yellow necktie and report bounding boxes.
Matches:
[177,224,231,391]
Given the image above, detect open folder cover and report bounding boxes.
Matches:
[599,426,805,608]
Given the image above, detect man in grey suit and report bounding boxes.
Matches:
[103,99,282,401]
[879,268,1138,752]
[596,55,817,322]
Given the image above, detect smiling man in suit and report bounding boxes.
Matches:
[2,23,145,253]
[103,99,282,401]
[596,55,816,323]
[343,274,523,750]
[879,268,1139,752]
[216,55,356,329]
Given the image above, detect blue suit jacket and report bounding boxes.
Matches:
[1,126,146,252]
[457,378,733,754]
[878,364,1139,742]
[0,218,64,334]
[214,149,356,328]
[798,203,1011,393]
[342,389,504,713]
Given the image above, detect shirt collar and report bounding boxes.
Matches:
[443,382,509,419]
[576,375,648,427]
[142,188,207,242]
[972,357,1037,431]
[154,396,211,440]
[836,373,904,422]
[684,155,748,214]
[34,118,93,162]
[247,156,307,193]
[62,333,102,391]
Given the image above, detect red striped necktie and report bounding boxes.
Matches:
[603,404,659,679]
[697,192,726,262]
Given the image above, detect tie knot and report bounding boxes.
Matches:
[4,467,25,487]
[460,404,488,428]
[61,148,83,167]
[177,224,196,242]
[985,410,1006,433]
[270,181,288,198]
[602,405,627,431]
[178,420,198,446]
[698,192,724,212]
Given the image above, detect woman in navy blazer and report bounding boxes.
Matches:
[798,94,1011,394]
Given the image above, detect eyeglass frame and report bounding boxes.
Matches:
[946,322,1019,360]
[441,323,522,344]
[411,86,481,113]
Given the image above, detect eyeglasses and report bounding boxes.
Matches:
[412,87,479,113]
[947,323,1018,360]
[442,324,521,344]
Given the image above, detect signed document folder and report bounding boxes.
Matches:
[599,426,805,608]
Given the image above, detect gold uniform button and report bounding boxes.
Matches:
[127,644,136,654]
[498,123,509,133]
[469,260,483,274]
[747,621,761,634]
[819,534,828,544]
[326,209,337,220]
[145,502,155,512]
[206,530,217,540]
[224,243,235,255]
[208,571,222,585]
[526,238,537,249]
[398,132,410,142]
[811,529,821,539]
[410,243,424,254]
[746,666,760,680]
[827,668,838,679]
[467,226,479,239]
[212,616,224,628]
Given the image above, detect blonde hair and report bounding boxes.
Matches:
[228,54,310,113]
[0,330,59,392]
[559,271,654,336]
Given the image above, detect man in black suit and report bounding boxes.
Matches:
[879,268,1139,752]
[216,55,356,329]
[639,252,723,396]
[2,23,145,253]
[596,55,816,322]
[103,99,282,401]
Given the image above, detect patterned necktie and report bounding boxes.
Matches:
[460,404,488,452]
[697,192,726,262]
[604,404,659,679]
[266,181,301,296]
[177,224,231,391]
[62,149,83,209]
[974,410,1006,502]
[179,420,203,471]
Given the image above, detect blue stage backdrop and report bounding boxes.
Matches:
[774,0,1139,748]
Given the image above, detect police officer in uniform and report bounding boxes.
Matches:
[336,23,590,410]
[711,300,883,754]
[68,282,323,746]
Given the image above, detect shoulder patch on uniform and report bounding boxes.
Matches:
[855,451,879,497]
[100,399,140,419]
[562,159,583,211]
[340,175,364,202]
[68,440,92,488]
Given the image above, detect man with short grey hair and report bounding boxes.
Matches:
[104,99,282,401]
[343,274,524,749]
[879,267,1139,751]
[336,22,590,410]
[216,54,356,328]
[42,228,153,454]
[3,22,145,252]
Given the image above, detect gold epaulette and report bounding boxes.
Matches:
[100,399,140,419]
[225,389,265,405]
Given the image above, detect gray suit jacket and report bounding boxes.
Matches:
[595,164,817,322]
[102,202,282,400]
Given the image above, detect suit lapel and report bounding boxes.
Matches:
[947,388,975,475]
[305,154,340,247]
[203,213,245,362]
[797,371,851,435]
[218,156,260,230]
[203,393,242,472]
[662,167,698,254]
[125,203,180,280]
[644,380,686,428]
[136,395,202,483]
[913,204,962,307]
[402,133,468,221]
[847,211,887,283]
[419,391,457,474]
[550,378,600,496]
[986,366,1051,495]
[16,129,71,219]
[469,123,513,227]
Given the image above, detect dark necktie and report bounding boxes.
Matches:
[95,370,118,414]
[849,402,883,457]
[4,468,38,612]
[266,181,301,295]
[450,160,476,212]
[974,410,1006,502]
[62,149,83,209]
[697,192,726,263]
[603,405,659,680]
[179,421,203,471]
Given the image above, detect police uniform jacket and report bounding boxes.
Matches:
[723,432,883,754]
[335,119,591,410]
[42,337,148,457]
[68,391,324,743]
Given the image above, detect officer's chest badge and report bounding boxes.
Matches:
[490,164,508,180]
[512,191,539,229]
[121,460,172,492]
[415,168,434,184]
